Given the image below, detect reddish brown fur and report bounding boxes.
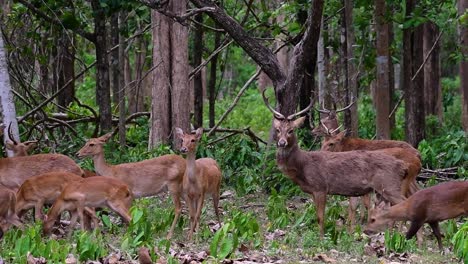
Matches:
[175,127,222,240]
[43,176,133,235]
[77,133,186,239]
[365,181,468,250]
[273,117,406,236]
[0,154,84,190]
[0,185,22,238]
[15,172,84,221]
[82,169,97,178]
[6,140,38,157]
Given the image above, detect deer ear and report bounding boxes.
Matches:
[336,130,347,140]
[293,116,306,128]
[195,127,204,139]
[98,132,113,142]
[174,127,184,138]
[5,141,16,150]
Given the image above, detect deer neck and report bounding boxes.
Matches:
[384,201,411,222]
[185,151,197,182]
[276,136,300,165]
[92,151,113,176]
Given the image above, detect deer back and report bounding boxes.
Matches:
[0,154,83,189]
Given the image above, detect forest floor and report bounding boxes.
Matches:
[2,189,464,264]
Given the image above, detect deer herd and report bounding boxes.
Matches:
[0,88,466,254]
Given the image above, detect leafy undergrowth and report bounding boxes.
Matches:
[0,190,464,264]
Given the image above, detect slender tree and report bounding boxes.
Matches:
[459,0,468,132]
[193,13,204,129]
[423,21,442,123]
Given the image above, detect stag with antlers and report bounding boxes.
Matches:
[262,89,407,236]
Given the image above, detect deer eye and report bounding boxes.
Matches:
[89,143,95,147]
[288,130,293,134]
[370,218,375,223]
[191,139,195,142]
[276,129,280,133]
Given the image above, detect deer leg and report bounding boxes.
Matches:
[312,192,327,237]
[194,193,205,232]
[406,220,424,241]
[428,221,443,251]
[34,199,45,221]
[66,209,79,238]
[167,190,182,240]
[212,192,221,226]
[186,196,196,240]
[348,197,358,232]
[361,194,372,223]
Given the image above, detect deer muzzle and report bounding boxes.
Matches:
[277,139,288,148]
[180,147,188,153]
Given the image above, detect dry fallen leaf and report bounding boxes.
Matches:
[65,254,77,264]
[312,253,336,263]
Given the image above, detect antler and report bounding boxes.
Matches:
[335,97,355,113]
[7,123,18,145]
[261,89,285,120]
[315,100,331,114]
[286,97,314,120]
[314,97,355,114]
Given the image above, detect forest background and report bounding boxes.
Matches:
[0,0,467,263]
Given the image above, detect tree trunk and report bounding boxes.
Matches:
[344,0,358,137]
[423,22,442,123]
[111,12,120,109]
[193,13,204,129]
[129,32,146,114]
[388,18,395,131]
[38,32,50,93]
[458,0,468,132]
[149,9,172,147]
[118,11,126,147]
[56,32,75,108]
[0,27,19,156]
[208,32,221,129]
[403,0,425,147]
[170,0,190,148]
[317,18,332,115]
[374,0,391,139]
[91,0,112,132]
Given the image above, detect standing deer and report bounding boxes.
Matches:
[262,89,406,236]
[365,181,468,251]
[5,123,37,156]
[0,185,22,238]
[175,127,222,240]
[77,133,186,239]
[43,176,132,236]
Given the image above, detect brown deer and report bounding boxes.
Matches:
[310,101,354,137]
[0,185,22,238]
[364,181,468,250]
[0,154,83,191]
[175,127,222,240]
[262,89,406,236]
[5,123,37,156]
[43,176,132,236]
[15,171,85,221]
[77,133,186,239]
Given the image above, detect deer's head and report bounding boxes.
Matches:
[321,130,347,152]
[175,127,203,154]
[311,99,354,137]
[261,88,313,148]
[77,133,112,158]
[5,122,38,156]
[363,202,393,235]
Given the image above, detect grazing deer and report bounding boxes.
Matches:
[43,176,132,236]
[77,133,186,239]
[0,154,83,191]
[262,89,406,236]
[15,171,85,221]
[365,181,468,251]
[175,127,222,240]
[5,123,37,156]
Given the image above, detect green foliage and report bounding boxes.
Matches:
[452,221,468,263]
[75,230,107,261]
[384,229,417,253]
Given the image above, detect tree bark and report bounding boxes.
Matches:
[208,32,221,129]
[423,22,442,122]
[129,31,146,114]
[344,0,358,137]
[458,0,468,132]
[317,18,332,115]
[91,0,112,132]
[374,0,391,139]
[111,12,120,109]
[404,0,425,146]
[118,11,126,146]
[149,9,172,147]
[0,26,19,156]
[57,32,75,108]
[388,16,395,130]
[193,13,204,129]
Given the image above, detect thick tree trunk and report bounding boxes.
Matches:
[57,32,75,108]
[111,13,120,109]
[458,0,468,132]
[374,0,391,139]
[149,10,172,147]
[129,33,146,114]
[344,0,358,137]
[208,32,221,129]
[423,22,442,122]
[317,18,332,115]
[91,0,112,132]
[0,27,19,156]
[403,0,425,146]
[388,19,395,130]
[193,13,204,129]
